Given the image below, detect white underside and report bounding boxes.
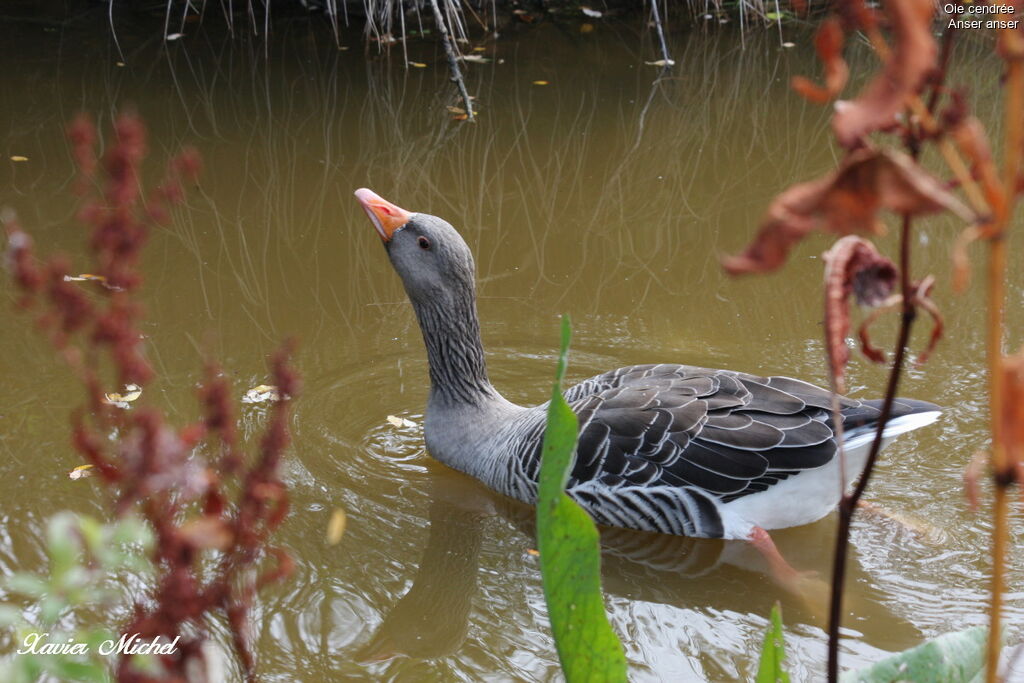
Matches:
[718,410,941,539]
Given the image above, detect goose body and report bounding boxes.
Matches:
[356,189,940,541]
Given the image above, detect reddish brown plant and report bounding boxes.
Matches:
[822,236,898,393]
[4,112,297,683]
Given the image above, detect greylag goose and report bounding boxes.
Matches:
[354,188,940,549]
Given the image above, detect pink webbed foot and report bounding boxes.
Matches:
[747,526,829,616]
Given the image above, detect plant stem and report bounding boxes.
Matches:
[826,214,917,682]
[984,50,1024,683]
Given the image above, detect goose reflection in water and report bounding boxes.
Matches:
[355,471,923,669]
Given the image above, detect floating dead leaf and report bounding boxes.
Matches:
[723,148,974,276]
[832,0,937,148]
[644,59,675,67]
[338,46,350,51]
[581,7,602,17]
[68,464,94,480]
[243,384,282,404]
[822,236,898,393]
[473,46,487,52]
[452,113,469,121]
[64,273,107,283]
[386,415,417,429]
[408,61,427,68]
[526,548,539,556]
[460,54,490,64]
[103,383,142,408]
[532,80,549,86]
[116,61,126,67]
[446,106,466,114]
[580,23,595,34]
[179,517,233,550]
[62,272,122,291]
[326,508,347,545]
[791,17,848,104]
[165,33,184,41]
[10,156,28,162]
[781,41,795,48]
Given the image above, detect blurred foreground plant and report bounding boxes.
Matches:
[726,1,1023,679]
[4,112,298,681]
[0,514,153,683]
[536,316,627,682]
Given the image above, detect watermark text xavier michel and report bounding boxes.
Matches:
[944,4,1021,30]
[16,632,180,656]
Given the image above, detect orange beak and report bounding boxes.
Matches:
[354,188,413,242]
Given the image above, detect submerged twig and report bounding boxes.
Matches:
[649,0,672,66]
[429,0,474,121]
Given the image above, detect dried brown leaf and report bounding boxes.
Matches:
[823,236,898,393]
[832,0,937,148]
[952,225,982,292]
[791,18,848,104]
[856,294,901,364]
[952,116,1004,211]
[912,276,943,366]
[723,149,971,275]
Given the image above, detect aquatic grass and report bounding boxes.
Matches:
[756,603,790,683]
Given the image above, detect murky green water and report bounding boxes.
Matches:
[1,6,1022,681]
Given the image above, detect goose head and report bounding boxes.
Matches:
[354,188,499,409]
[354,188,476,306]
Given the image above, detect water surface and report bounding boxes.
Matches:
[1,9,1022,681]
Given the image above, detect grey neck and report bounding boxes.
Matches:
[411,288,500,406]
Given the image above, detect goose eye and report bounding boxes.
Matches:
[417,236,431,250]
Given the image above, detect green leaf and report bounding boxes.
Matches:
[111,516,153,550]
[756,602,791,683]
[78,516,104,559]
[47,512,81,582]
[41,656,110,683]
[536,315,628,683]
[765,11,785,20]
[0,604,24,627]
[39,594,68,625]
[5,573,49,599]
[16,654,43,683]
[840,627,988,683]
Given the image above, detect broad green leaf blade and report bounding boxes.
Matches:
[537,315,627,683]
[756,602,791,683]
[841,627,987,683]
